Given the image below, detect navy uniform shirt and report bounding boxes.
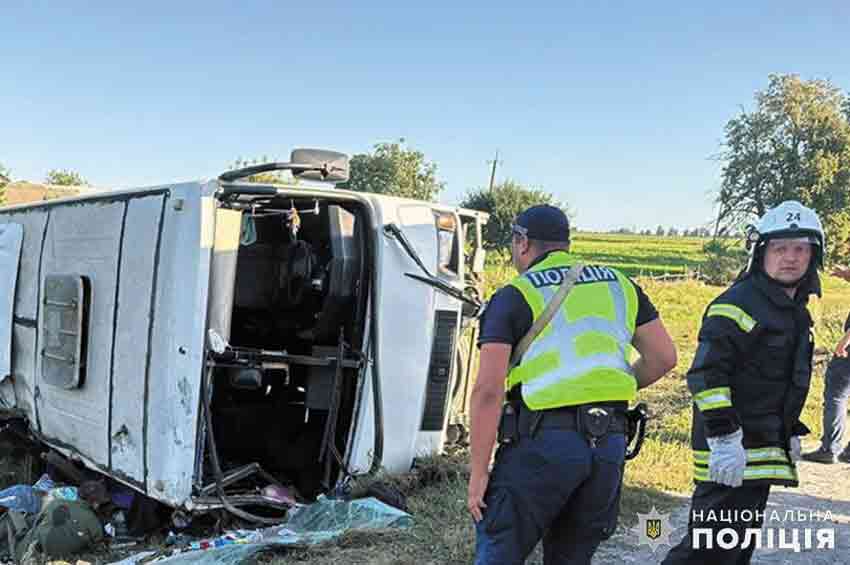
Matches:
[478,254,659,349]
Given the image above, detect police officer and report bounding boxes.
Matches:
[468,204,677,564]
[663,200,825,564]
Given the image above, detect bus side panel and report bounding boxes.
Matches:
[145,186,214,505]
[36,201,125,467]
[110,195,167,485]
[0,210,48,421]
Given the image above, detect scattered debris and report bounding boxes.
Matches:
[0,485,41,515]
[106,496,411,565]
[12,499,104,562]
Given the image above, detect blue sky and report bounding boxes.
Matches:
[2,2,848,231]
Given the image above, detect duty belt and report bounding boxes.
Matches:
[517,402,628,446]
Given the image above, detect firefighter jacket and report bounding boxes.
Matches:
[688,271,815,487]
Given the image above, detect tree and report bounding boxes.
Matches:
[45,169,87,186]
[340,141,444,201]
[655,225,665,236]
[717,74,850,262]
[667,227,679,237]
[0,163,9,205]
[459,180,568,251]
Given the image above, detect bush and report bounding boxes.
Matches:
[701,238,747,285]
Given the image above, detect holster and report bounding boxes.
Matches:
[625,403,649,461]
[577,406,616,442]
[497,402,519,445]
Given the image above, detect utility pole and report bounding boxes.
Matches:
[487,151,501,192]
[713,202,725,240]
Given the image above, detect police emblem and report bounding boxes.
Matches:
[646,518,662,540]
[632,506,675,552]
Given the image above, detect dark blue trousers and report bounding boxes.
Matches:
[474,429,626,565]
[819,356,850,455]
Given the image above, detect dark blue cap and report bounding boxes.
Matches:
[513,205,570,242]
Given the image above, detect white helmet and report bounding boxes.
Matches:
[746,200,826,272]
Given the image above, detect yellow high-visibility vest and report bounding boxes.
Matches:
[507,251,638,409]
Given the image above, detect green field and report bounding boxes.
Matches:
[264,235,850,563]
[479,233,725,298]
[570,232,713,277]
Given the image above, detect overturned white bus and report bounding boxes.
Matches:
[0,149,488,519]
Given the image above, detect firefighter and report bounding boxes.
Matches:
[663,200,825,564]
[468,204,677,564]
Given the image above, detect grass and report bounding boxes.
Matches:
[479,232,714,285]
[569,233,712,277]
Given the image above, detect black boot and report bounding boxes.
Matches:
[802,447,837,464]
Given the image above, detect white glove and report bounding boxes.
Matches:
[706,429,746,487]
[789,436,802,462]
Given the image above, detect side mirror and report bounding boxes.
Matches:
[290,149,350,183]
